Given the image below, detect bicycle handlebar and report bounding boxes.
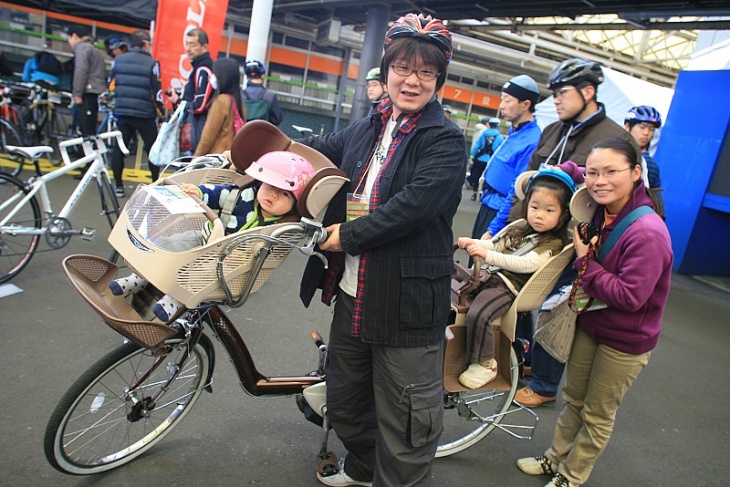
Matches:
[59,131,129,166]
[216,218,329,307]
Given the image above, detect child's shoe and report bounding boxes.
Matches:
[458,358,498,389]
[109,273,149,297]
[152,295,184,322]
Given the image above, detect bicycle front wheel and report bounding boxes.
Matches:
[0,119,25,178]
[436,346,519,457]
[44,334,214,475]
[0,173,41,283]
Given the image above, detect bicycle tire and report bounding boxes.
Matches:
[0,173,42,283]
[0,119,25,178]
[436,346,519,457]
[44,334,214,475]
[97,169,121,229]
[46,109,68,166]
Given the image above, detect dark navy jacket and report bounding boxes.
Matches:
[110,48,162,119]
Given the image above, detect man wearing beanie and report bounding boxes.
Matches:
[470,74,542,242]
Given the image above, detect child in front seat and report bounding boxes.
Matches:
[455,168,578,389]
[109,150,315,322]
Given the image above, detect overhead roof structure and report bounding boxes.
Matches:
[227,0,730,87]
[10,0,730,86]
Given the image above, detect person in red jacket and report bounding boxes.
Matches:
[517,137,672,487]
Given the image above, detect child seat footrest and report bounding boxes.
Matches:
[61,254,178,349]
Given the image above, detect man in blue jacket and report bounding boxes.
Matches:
[108,30,163,196]
[471,75,542,241]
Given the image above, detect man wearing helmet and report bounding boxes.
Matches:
[242,59,283,126]
[365,67,389,116]
[467,117,505,200]
[510,58,645,410]
[625,105,665,216]
[104,36,128,58]
[299,13,466,487]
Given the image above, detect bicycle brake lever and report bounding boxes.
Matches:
[299,224,329,269]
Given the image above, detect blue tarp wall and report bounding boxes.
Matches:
[657,69,730,276]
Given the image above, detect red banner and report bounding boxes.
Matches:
[152,0,229,103]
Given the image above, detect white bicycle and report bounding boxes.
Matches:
[0,131,128,283]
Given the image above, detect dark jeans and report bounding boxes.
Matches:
[80,93,99,136]
[527,266,577,396]
[111,116,159,186]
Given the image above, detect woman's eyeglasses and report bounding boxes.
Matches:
[585,167,632,180]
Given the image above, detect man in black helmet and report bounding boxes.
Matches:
[242,59,283,125]
[510,58,643,409]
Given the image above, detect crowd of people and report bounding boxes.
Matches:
[16,25,283,191]
[10,13,673,487]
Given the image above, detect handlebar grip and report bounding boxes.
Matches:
[100,130,129,155]
[59,136,85,166]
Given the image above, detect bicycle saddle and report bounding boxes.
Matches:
[5,145,54,160]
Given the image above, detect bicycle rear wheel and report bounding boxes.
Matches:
[0,119,25,178]
[0,173,41,283]
[44,334,214,475]
[46,109,68,166]
[436,346,519,457]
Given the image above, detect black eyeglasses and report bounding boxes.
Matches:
[390,63,440,81]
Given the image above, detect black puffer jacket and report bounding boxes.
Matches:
[111,48,162,119]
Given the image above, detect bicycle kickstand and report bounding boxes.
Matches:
[315,410,339,479]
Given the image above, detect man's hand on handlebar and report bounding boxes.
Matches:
[319,224,342,252]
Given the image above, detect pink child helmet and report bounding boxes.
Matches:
[245,151,315,201]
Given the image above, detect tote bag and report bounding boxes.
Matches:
[534,297,576,363]
[149,101,187,167]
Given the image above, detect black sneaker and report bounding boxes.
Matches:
[115,186,125,198]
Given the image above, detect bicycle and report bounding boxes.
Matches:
[0,83,27,178]
[42,120,570,476]
[0,130,127,283]
[20,81,70,166]
[96,91,117,135]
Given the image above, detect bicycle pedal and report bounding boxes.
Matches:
[81,227,95,240]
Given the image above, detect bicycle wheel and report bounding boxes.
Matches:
[97,169,121,229]
[0,119,25,178]
[0,173,42,283]
[44,333,214,475]
[436,346,519,457]
[46,109,68,166]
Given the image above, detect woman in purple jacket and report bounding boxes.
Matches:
[517,137,673,487]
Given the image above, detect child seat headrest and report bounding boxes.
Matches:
[230,121,348,219]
